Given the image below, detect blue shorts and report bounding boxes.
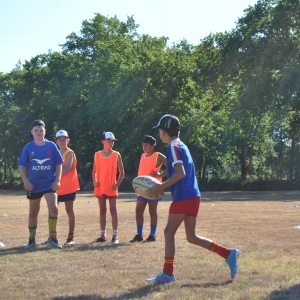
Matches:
[58,192,76,202]
[137,196,162,203]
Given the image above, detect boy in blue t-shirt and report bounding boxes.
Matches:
[18,120,64,249]
[145,114,240,283]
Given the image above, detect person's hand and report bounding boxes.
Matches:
[112,184,118,190]
[51,181,60,191]
[94,180,100,187]
[24,180,34,191]
[150,171,161,178]
[146,182,163,198]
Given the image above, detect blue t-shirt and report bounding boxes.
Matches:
[18,139,64,193]
[165,139,201,202]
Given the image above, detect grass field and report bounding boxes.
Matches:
[1,190,300,300]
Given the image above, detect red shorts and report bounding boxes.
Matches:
[97,194,118,200]
[169,197,201,217]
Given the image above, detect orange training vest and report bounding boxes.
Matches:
[137,152,162,196]
[57,147,80,196]
[94,150,119,197]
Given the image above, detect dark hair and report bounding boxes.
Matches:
[162,128,180,138]
[30,119,45,138]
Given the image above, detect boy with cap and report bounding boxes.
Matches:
[130,135,168,243]
[55,130,80,245]
[145,114,240,283]
[92,132,124,244]
[18,120,64,249]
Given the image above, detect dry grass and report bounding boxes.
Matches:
[1,190,300,300]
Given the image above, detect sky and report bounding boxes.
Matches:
[0,0,258,74]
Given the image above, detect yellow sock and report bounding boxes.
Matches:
[29,225,37,239]
[48,215,58,239]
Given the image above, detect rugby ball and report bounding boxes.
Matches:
[132,176,164,200]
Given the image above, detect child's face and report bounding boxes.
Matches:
[56,136,69,149]
[31,125,45,141]
[142,142,155,154]
[102,139,114,150]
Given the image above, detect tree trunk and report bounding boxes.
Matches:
[240,141,254,180]
[289,115,296,180]
[202,161,207,181]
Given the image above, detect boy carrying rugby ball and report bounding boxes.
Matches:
[145,114,240,283]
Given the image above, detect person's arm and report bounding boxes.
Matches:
[112,153,125,190]
[146,163,185,197]
[92,154,100,187]
[52,164,62,191]
[62,152,74,174]
[150,153,168,179]
[19,166,34,191]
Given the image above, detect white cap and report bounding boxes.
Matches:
[102,132,117,141]
[56,130,68,138]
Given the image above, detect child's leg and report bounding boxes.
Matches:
[108,198,118,231]
[98,197,107,231]
[28,199,41,239]
[45,192,59,239]
[148,201,158,237]
[136,200,147,236]
[184,215,230,258]
[65,200,75,239]
[163,213,186,276]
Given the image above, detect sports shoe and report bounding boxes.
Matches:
[64,238,75,246]
[111,237,119,244]
[146,270,175,283]
[226,249,240,278]
[93,236,107,243]
[46,237,62,249]
[130,234,143,242]
[25,238,36,250]
[144,234,156,242]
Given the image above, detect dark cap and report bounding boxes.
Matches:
[153,114,180,131]
[142,135,156,145]
[31,119,45,129]
[102,132,118,141]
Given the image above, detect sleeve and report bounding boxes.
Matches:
[17,145,29,167]
[170,140,183,168]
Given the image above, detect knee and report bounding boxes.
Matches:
[149,210,157,217]
[164,227,174,240]
[186,233,197,244]
[100,208,107,215]
[49,206,58,217]
[110,207,117,216]
[136,207,143,216]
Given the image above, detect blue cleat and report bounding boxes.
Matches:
[226,249,240,278]
[145,270,175,283]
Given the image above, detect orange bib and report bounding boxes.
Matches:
[137,152,162,196]
[57,148,80,196]
[94,150,119,197]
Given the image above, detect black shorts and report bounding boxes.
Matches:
[58,192,76,202]
[27,189,56,200]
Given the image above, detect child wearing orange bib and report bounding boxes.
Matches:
[92,132,124,244]
[130,135,168,243]
[56,130,80,246]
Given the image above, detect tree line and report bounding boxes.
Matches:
[1,0,299,188]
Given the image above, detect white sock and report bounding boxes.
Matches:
[101,230,106,237]
[113,230,118,237]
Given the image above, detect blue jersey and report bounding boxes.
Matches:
[18,139,64,193]
[165,139,201,202]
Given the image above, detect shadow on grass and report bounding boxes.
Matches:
[51,280,233,300]
[269,283,300,300]
[0,242,131,256]
[180,280,233,288]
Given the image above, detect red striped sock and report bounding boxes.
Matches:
[209,241,230,259]
[163,257,175,276]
